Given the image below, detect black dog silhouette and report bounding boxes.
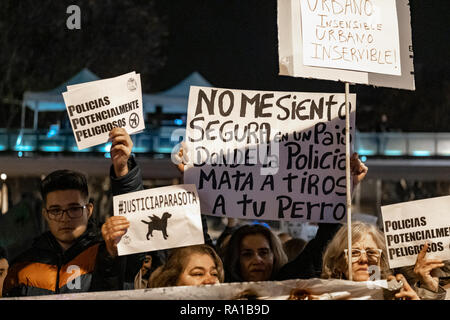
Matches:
[141,212,172,240]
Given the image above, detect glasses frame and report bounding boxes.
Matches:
[45,205,88,221]
[344,248,383,264]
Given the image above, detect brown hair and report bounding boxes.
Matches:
[321,221,391,280]
[148,244,224,288]
[224,224,288,282]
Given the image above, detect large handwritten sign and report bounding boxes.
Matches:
[184,86,356,223]
[277,0,415,90]
[301,0,401,75]
[381,196,450,269]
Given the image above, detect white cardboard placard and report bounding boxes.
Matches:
[381,195,450,269]
[62,72,145,150]
[278,0,415,90]
[113,184,204,256]
[184,86,356,223]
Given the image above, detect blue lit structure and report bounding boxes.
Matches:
[1,129,450,157]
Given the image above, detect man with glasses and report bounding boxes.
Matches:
[2,169,123,297]
[2,128,142,297]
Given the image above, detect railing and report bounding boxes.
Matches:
[0,128,449,157]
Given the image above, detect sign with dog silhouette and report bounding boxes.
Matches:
[113,184,204,256]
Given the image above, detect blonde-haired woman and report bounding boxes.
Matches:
[321,221,419,300]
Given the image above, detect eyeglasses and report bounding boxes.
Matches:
[45,205,87,220]
[344,248,383,264]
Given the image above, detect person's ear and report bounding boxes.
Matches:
[42,206,49,222]
[87,203,94,219]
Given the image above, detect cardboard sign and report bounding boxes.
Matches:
[62,72,145,150]
[381,196,450,269]
[300,0,401,75]
[183,86,356,223]
[277,0,415,90]
[113,184,204,256]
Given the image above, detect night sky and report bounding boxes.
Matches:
[1,0,449,131]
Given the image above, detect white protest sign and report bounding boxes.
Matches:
[300,0,401,75]
[381,195,450,269]
[277,0,415,90]
[113,184,204,256]
[66,71,137,91]
[62,72,145,150]
[183,86,356,223]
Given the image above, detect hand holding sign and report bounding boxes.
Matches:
[109,127,134,177]
[173,141,189,174]
[413,242,445,292]
[350,152,368,188]
[101,215,130,257]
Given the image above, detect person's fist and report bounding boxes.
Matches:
[109,128,133,177]
[350,152,368,187]
[101,216,130,257]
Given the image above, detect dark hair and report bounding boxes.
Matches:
[223,224,287,282]
[40,170,89,203]
[283,238,307,262]
[0,246,8,261]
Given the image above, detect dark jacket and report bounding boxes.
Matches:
[2,220,120,297]
[276,223,341,280]
[109,156,213,287]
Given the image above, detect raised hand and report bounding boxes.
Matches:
[350,152,368,187]
[413,242,444,292]
[109,127,133,177]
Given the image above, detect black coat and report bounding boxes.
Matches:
[276,223,341,280]
[3,220,120,297]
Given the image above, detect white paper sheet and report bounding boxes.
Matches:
[113,184,204,256]
[381,195,450,269]
[184,86,356,223]
[62,72,145,150]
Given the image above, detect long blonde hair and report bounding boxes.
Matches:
[321,221,391,280]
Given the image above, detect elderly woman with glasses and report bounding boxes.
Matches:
[321,221,421,300]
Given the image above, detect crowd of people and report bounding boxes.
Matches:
[0,128,448,300]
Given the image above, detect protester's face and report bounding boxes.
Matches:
[0,258,8,297]
[239,234,274,282]
[43,190,92,251]
[346,234,380,281]
[176,253,220,286]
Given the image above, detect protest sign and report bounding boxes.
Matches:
[66,71,137,91]
[183,86,356,223]
[278,0,415,90]
[381,195,450,269]
[300,0,401,75]
[113,184,204,256]
[62,72,145,150]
